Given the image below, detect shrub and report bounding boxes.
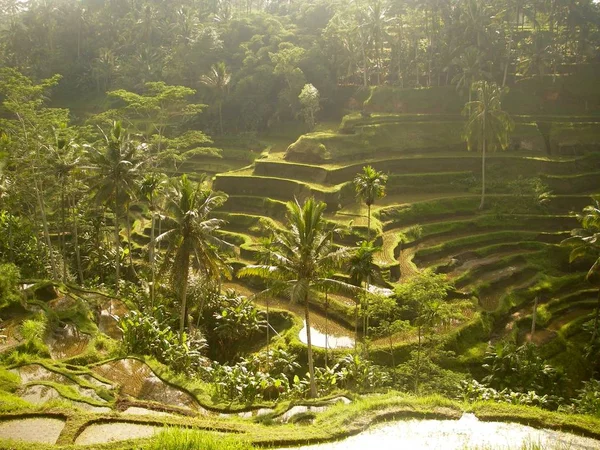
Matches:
[0,211,47,277]
[119,308,207,374]
[210,348,300,402]
[459,379,551,408]
[201,290,266,363]
[480,342,566,408]
[566,379,600,417]
[0,263,21,310]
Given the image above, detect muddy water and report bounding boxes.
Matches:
[75,422,162,445]
[14,364,109,405]
[12,364,72,384]
[93,359,200,411]
[122,406,176,417]
[98,299,128,340]
[48,295,77,311]
[299,320,354,349]
[0,417,66,444]
[19,384,63,404]
[0,316,23,353]
[223,282,355,349]
[46,323,90,359]
[277,414,600,450]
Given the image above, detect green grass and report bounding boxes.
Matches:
[147,428,254,450]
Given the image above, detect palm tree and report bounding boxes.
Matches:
[562,196,600,343]
[463,81,514,210]
[46,130,82,282]
[139,172,167,307]
[238,197,356,398]
[354,166,387,240]
[158,174,232,334]
[199,62,231,135]
[451,46,490,105]
[87,121,144,294]
[347,240,381,343]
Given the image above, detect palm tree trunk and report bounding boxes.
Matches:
[305,294,317,398]
[266,297,270,371]
[114,193,120,294]
[591,289,600,344]
[180,257,190,335]
[219,102,224,135]
[361,37,368,87]
[367,204,371,241]
[70,196,84,285]
[354,300,359,350]
[125,205,137,278]
[149,209,156,308]
[502,28,513,87]
[479,118,487,210]
[34,177,58,280]
[60,184,67,282]
[324,290,328,368]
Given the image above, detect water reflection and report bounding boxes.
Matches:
[278,414,600,450]
[299,320,354,349]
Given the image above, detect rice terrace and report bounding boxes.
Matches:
[0,0,600,449]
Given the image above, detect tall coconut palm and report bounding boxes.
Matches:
[238,197,356,398]
[199,62,231,135]
[46,129,82,282]
[562,196,600,343]
[87,121,144,294]
[139,172,167,307]
[354,166,387,240]
[463,81,514,210]
[158,174,232,334]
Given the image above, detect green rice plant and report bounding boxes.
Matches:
[20,314,47,342]
[147,428,255,450]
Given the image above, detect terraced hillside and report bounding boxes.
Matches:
[204,88,600,379]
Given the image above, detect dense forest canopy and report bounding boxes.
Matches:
[1,1,600,446]
[1,0,599,131]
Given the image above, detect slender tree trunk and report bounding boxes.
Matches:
[354,300,359,350]
[219,102,224,136]
[149,208,156,308]
[531,296,538,339]
[114,191,120,295]
[324,290,329,367]
[34,177,58,280]
[266,297,270,371]
[415,325,421,393]
[479,119,487,210]
[591,289,600,344]
[502,28,513,87]
[305,294,317,398]
[179,255,190,335]
[367,203,371,241]
[60,184,67,282]
[70,196,84,285]
[125,204,137,278]
[361,38,368,88]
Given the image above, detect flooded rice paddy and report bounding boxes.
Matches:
[98,298,128,340]
[75,422,162,445]
[92,358,201,411]
[0,417,65,444]
[278,414,600,450]
[222,282,355,349]
[299,320,354,349]
[46,323,90,359]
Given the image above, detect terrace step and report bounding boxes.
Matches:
[214,174,352,212]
